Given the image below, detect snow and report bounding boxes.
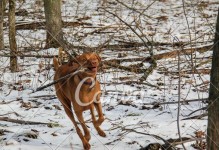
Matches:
[0,0,217,149]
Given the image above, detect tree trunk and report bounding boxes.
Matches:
[207,8,219,150]
[43,0,64,48]
[0,0,6,50]
[8,0,17,72]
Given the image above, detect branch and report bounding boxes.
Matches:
[102,8,157,81]
[142,98,208,105]
[30,69,81,93]
[182,113,207,120]
[0,117,49,125]
[14,21,92,30]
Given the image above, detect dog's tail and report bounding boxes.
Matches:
[53,57,60,71]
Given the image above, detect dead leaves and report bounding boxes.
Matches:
[20,101,32,110]
[192,131,206,150]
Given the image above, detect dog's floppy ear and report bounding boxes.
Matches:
[53,57,60,71]
[70,55,80,63]
[68,56,79,67]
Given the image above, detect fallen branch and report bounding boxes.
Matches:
[123,128,176,150]
[104,44,213,63]
[158,69,211,75]
[103,60,145,73]
[182,113,207,120]
[143,98,208,106]
[0,112,22,117]
[113,81,159,88]
[187,107,207,116]
[0,117,49,125]
[140,137,205,150]
[14,21,92,30]
[0,53,57,58]
[0,99,19,104]
[30,95,56,99]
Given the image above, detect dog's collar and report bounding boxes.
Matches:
[77,74,96,86]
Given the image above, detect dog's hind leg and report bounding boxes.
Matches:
[57,92,90,150]
[75,111,91,142]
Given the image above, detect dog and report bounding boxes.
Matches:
[53,52,105,150]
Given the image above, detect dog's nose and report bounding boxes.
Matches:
[91,61,97,65]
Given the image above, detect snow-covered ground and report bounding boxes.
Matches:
[0,0,218,149]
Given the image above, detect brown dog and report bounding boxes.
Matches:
[53,52,105,149]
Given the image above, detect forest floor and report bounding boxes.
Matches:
[0,0,218,149]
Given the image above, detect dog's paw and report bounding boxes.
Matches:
[83,142,91,150]
[98,129,106,137]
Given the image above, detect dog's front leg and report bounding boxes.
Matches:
[94,95,105,126]
[90,104,106,137]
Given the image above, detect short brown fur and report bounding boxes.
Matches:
[53,52,105,150]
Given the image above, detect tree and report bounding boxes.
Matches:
[43,0,64,48]
[0,0,6,50]
[207,8,219,149]
[8,0,17,72]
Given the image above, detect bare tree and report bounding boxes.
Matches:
[43,0,64,48]
[0,0,6,50]
[8,0,17,72]
[207,8,219,149]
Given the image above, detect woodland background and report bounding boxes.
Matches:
[0,0,219,150]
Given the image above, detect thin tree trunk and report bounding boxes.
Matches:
[207,8,219,150]
[0,0,6,50]
[8,0,17,72]
[43,0,64,48]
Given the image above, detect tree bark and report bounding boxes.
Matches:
[8,0,17,72]
[43,0,64,48]
[207,8,219,150]
[0,0,6,50]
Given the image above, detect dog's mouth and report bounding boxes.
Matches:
[87,66,98,72]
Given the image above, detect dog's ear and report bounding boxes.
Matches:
[69,56,79,66]
[95,53,101,62]
[53,57,60,71]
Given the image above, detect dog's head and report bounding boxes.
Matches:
[72,52,101,73]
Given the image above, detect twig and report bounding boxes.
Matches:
[30,69,81,93]
[0,117,49,125]
[142,98,208,105]
[102,8,157,81]
[187,107,207,116]
[0,112,22,117]
[123,128,176,150]
[182,113,207,120]
[177,43,186,149]
[0,99,19,104]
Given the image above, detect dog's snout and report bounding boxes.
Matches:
[89,60,97,66]
[91,61,97,65]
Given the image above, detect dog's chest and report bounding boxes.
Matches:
[72,75,101,102]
